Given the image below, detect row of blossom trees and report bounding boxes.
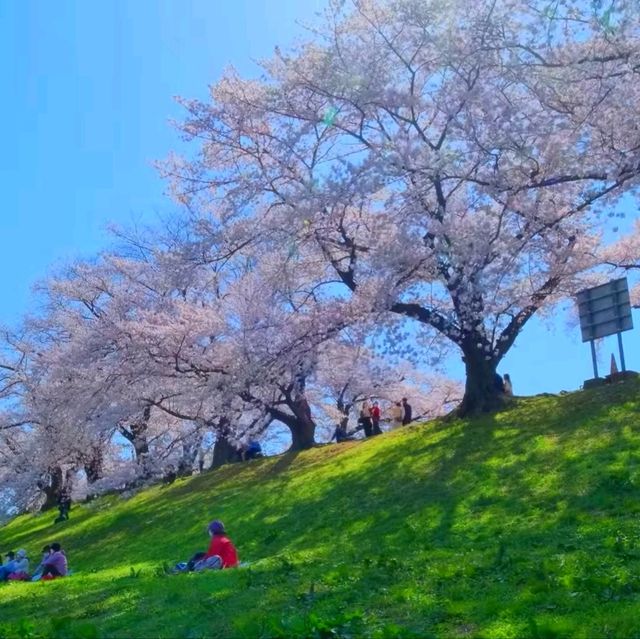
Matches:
[0,221,460,513]
[1,0,639,513]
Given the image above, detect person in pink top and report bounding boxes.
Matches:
[41,542,68,579]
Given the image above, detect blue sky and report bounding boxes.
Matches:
[0,0,638,398]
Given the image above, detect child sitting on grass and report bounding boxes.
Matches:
[30,545,52,581]
[172,520,239,573]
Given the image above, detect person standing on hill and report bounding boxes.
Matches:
[370,401,382,435]
[55,494,71,523]
[401,398,412,426]
[390,402,404,429]
[197,447,206,473]
[358,402,373,438]
[503,374,513,396]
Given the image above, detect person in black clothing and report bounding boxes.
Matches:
[401,398,412,426]
[55,495,71,523]
[358,408,373,437]
[494,373,505,394]
[330,424,355,443]
[163,465,177,485]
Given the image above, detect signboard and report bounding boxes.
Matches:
[576,277,633,343]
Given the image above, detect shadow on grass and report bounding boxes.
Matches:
[2,379,639,638]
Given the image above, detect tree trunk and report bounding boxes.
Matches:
[289,396,316,451]
[120,405,152,477]
[458,344,504,416]
[211,434,240,469]
[336,397,351,430]
[130,437,152,478]
[84,446,104,484]
[177,433,201,476]
[40,466,64,511]
[269,398,316,451]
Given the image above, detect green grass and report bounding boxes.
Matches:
[2,380,640,638]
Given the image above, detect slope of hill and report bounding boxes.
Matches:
[1,379,640,639]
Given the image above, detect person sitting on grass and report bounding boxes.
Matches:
[0,551,16,580]
[7,549,30,581]
[244,440,263,461]
[202,520,239,569]
[31,545,52,581]
[172,519,239,573]
[0,550,28,581]
[1,551,15,570]
[330,423,355,443]
[41,542,68,580]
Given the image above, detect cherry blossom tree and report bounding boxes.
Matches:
[127,217,364,451]
[599,219,640,307]
[167,0,640,414]
[0,328,99,510]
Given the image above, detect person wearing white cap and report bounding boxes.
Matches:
[0,549,28,581]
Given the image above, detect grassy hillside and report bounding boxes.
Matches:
[1,379,640,639]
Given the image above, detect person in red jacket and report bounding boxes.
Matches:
[203,520,239,569]
[370,401,382,435]
[170,519,239,573]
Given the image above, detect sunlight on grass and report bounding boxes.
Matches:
[1,380,639,638]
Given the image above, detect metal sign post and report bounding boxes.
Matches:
[590,340,599,379]
[617,332,627,373]
[576,277,634,383]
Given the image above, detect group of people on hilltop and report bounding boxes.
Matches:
[332,397,413,443]
[0,542,68,582]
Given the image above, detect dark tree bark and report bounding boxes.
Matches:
[119,405,152,477]
[211,433,240,469]
[269,395,316,451]
[39,466,64,511]
[238,379,315,451]
[457,339,504,416]
[84,445,104,484]
[336,384,352,430]
[177,432,202,476]
[290,395,316,450]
